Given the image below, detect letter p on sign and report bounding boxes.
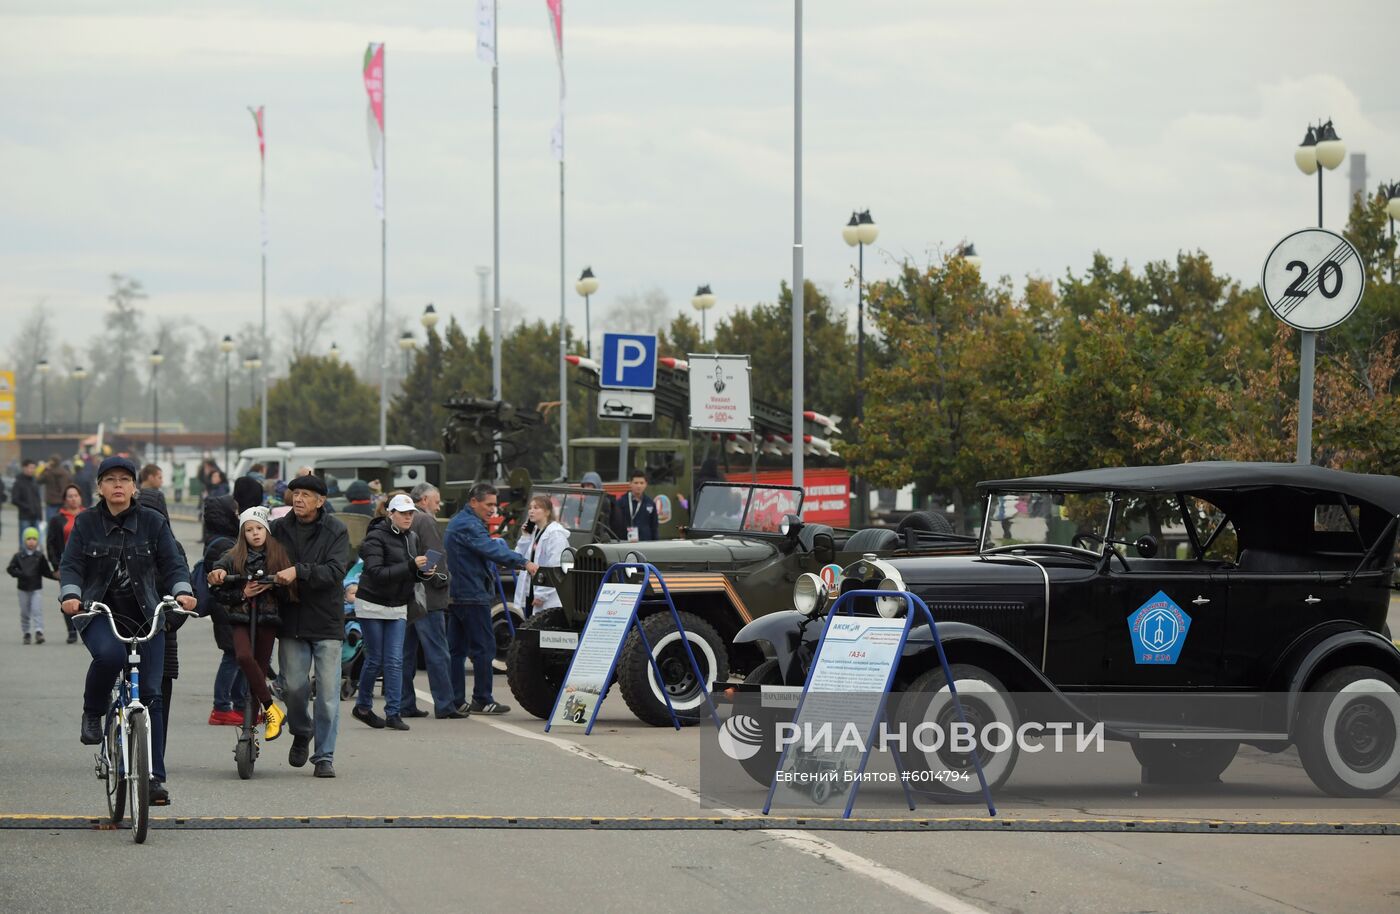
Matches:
[600,333,658,390]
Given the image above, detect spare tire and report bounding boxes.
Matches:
[896,510,954,537]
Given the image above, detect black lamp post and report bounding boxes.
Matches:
[148,349,164,459]
[692,285,716,344]
[220,335,235,472]
[36,359,50,448]
[1381,182,1400,284]
[73,366,87,432]
[398,331,416,378]
[842,209,879,525]
[1295,119,1346,228]
[574,268,599,359]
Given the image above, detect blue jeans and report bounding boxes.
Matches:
[402,611,455,715]
[356,618,406,718]
[80,622,168,782]
[213,648,249,712]
[447,603,495,707]
[278,638,342,764]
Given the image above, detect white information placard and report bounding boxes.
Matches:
[548,583,644,728]
[688,353,752,433]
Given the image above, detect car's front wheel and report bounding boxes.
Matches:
[1296,665,1400,798]
[896,663,1019,798]
[1130,739,1238,783]
[618,611,729,727]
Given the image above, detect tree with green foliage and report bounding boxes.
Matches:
[233,355,377,448]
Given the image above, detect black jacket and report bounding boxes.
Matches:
[212,548,284,627]
[58,501,193,620]
[10,475,41,518]
[202,535,237,652]
[270,508,349,642]
[356,516,423,608]
[46,508,82,569]
[139,487,169,520]
[610,491,660,541]
[8,549,55,591]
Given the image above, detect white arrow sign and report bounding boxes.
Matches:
[1262,228,1366,332]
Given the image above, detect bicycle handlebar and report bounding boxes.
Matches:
[73,597,196,645]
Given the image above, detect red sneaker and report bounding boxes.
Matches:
[208,709,244,726]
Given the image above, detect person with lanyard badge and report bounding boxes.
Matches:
[59,456,197,807]
[610,470,659,543]
[512,495,570,618]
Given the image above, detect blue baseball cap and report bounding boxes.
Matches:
[96,456,138,480]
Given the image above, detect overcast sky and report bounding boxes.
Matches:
[4,1,1397,360]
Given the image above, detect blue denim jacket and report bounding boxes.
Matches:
[59,502,192,624]
[444,507,526,605]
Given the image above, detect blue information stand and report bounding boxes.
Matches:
[545,563,722,735]
[762,589,996,818]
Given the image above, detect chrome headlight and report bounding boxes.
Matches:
[793,572,828,616]
[875,578,905,618]
[560,547,576,575]
[780,513,803,537]
[624,550,646,566]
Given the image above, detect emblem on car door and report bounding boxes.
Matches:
[1126,591,1192,665]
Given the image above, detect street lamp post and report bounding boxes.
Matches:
[420,303,440,333]
[36,359,50,449]
[959,242,982,270]
[398,331,416,379]
[220,335,235,472]
[328,341,341,361]
[1293,120,1346,465]
[243,354,261,411]
[148,349,164,460]
[575,268,599,359]
[842,209,878,526]
[72,367,87,433]
[1382,182,1400,285]
[691,285,717,344]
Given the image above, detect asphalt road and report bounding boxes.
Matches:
[1,509,1397,914]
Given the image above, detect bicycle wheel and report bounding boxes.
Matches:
[104,711,126,825]
[127,711,151,844]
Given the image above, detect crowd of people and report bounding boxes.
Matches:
[8,452,553,802]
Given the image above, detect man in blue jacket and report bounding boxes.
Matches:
[59,456,196,806]
[444,483,537,715]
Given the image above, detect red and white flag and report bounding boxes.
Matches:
[363,42,386,219]
[546,0,564,160]
[247,105,267,248]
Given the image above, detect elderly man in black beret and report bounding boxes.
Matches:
[268,474,349,778]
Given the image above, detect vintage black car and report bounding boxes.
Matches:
[506,481,974,726]
[738,462,1400,798]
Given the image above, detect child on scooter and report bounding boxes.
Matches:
[207,507,295,741]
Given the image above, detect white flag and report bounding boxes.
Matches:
[546,0,564,160]
[476,0,496,65]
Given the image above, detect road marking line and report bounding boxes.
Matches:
[425,689,992,913]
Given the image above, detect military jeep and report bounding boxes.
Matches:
[505,481,976,726]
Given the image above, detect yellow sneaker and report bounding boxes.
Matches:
[263,703,286,742]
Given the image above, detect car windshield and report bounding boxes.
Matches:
[980,490,1111,552]
[692,484,802,534]
[548,491,603,532]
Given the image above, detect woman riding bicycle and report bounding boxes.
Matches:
[58,456,197,807]
[207,506,292,741]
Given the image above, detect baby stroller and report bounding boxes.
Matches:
[340,560,365,700]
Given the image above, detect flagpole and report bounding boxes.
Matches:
[491,3,503,473]
[791,0,804,490]
[260,136,268,450]
[378,51,389,450]
[558,159,567,480]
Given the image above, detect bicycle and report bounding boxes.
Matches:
[212,570,285,780]
[75,596,195,844]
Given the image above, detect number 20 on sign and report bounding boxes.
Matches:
[1261,228,1366,332]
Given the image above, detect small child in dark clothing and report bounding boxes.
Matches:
[7,526,56,644]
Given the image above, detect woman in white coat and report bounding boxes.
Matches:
[513,495,570,617]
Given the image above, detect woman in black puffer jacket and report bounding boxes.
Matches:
[351,494,429,731]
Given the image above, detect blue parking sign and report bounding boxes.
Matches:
[600,333,658,390]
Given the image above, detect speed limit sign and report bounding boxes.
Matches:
[1262,228,1366,332]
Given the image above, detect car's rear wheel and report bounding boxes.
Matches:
[1130,739,1238,783]
[618,611,728,727]
[506,608,575,720]
[896,663,1019,797]
[1296,665,1400,798]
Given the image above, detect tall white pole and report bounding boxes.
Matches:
[791,0,804,489]
[559,159,568,480]
[491,8,503,473]
[259,140,268,449]
[378,53,389,449]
